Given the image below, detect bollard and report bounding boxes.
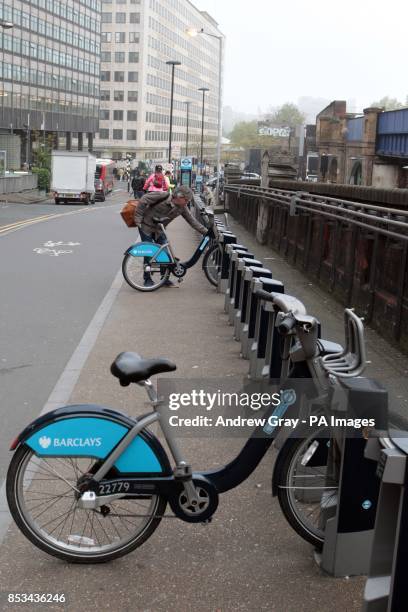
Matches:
[224,249,254,314]
[241,278,284,360]
[234,266,272,342]
[228,257,262,325]
[363,431,408,611]
[319,377,388,577]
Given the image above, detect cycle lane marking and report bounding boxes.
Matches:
[0,264,124,545]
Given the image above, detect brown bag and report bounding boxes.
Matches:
[120,199,139,227]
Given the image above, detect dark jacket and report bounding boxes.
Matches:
[131,176,145,193]
[134,191,207,238]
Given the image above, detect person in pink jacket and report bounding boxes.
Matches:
[143,165,168,192]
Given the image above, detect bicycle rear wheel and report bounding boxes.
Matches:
[7,445,166,563]
[122,253,170,292]
[202,243,222,287]
[274,427,338,549]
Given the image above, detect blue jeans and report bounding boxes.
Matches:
[139,229,167,281]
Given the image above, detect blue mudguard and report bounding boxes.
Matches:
[125,242,172,263]
[11,404,171,476]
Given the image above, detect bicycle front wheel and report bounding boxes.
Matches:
[202,243,222,287]
[6,445,166,563]
[274,427,338,549]
[122,253,170,292]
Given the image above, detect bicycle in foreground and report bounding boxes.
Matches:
[6,297,365,562]
[122,211,220,291]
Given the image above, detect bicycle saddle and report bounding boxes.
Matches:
[152,216,170,224]
[111,352,177,386]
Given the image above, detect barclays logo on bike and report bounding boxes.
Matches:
[39,436,52,449]
[38,436,102,449]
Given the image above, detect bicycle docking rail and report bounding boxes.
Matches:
[315,309,389,577]
[209,206,393,586]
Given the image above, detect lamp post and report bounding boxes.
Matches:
[187,27,223,205]
[166,60,181,164]
[198,87,209,176]
[184,100,191,157]
[23,114,30,167]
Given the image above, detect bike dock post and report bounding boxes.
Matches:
[249,293,307,382]
[217,232,238,293]
[319,378,388,577]
[223,245,249,305]
[363,434,408,611]
[240,278,284,360]
[226,252,257,320]
[228,257,262,325]
[220,243,249,296]
[233,266,272,342]
[249,291,284,381]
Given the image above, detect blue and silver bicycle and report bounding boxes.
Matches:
[122,216,218,292]
[6,304,359,563]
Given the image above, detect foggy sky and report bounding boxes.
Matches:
[192,0,408,115]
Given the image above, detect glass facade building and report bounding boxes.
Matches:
[0,0,101,165]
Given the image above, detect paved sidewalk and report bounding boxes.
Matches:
[0,189,50,204]
[0,217,365,612]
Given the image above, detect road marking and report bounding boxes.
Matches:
[43,241,80,247]
[0,203,118,237]
[33,248,73,256]
[33,241,81,257]
[0,265,124,544]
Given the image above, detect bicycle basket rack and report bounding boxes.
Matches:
[320,308,367,378]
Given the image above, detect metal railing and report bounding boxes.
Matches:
[225,185,408,347]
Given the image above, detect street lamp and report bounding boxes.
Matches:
[184,101,191,157]
[166,60,181,164]
[187,27,223,205]
[198,87,209,177]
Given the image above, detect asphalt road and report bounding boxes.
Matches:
[0,187,132,483]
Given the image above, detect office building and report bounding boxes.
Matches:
[0,0,101,168]
[95,0,223,165]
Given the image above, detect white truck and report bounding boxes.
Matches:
[51,151,97,205]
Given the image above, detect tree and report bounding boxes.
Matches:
[370,96,407,110]
[228,121,283,148]
[267,103,306,126]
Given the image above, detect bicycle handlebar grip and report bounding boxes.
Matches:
[277,316,296,336]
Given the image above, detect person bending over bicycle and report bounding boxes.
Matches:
[134,185,207,287]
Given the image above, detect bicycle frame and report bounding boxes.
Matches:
[79,379,299,503]
[124,224,215,273]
